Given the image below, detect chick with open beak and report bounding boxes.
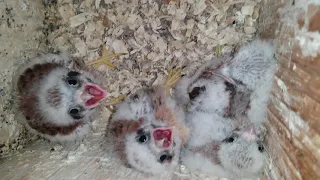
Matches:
[15,52,108,142]
[109,80,188,175]
[152,127,173,150]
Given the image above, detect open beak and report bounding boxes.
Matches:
[81,83,108,108]
[152,127,173,149]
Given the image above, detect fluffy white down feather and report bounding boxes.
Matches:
[179,39,275,179]
[110,88,185,175]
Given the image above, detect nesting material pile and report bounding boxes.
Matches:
[0,0,261,166]
[46,0,260,98]
[0,0,269,179]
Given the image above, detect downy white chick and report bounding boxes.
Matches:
[173,56,249,147]
[174,63,265,179]
[109,85,188,175]
[179,76,264,178]
[181,81,251,148]
[182,125,265,179]
[216,39,276,124]
[175,39,274,178]
[173,56,229,109]
[174,55,245,118]
[180,94,266,178]
[175,39,276,124]
[14,52,108,142]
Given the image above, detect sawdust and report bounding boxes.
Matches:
[44,0,260,98]
[0,0,263,179]
[0,0,48,157]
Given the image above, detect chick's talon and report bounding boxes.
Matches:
[216,45,223,56]
[106,95,127,106]
[87,53,125,69]
[165,66,184,94]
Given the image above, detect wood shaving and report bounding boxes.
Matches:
[0,1,262,179]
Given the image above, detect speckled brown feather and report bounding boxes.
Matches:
[227,88,251,118]
[18,63,82,136]
[190,142,221,165]
[224,81,237,117]
[46,87,62,108]
[19,89,82,136]
[108,118,144,166]
[151,85,189,146]
[17,63,61,96]
[109,118,144,138]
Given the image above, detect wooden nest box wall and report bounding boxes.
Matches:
[258,0,320,179]
[0,0,319,179]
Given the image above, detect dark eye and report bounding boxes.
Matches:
[86,78,93,83]
[138,135,148,143]
[226,137,234,143]
[68,107,82,119]
[159,153,172,163]
[70,108,79,114]
[131,94,140,102]
[67,71,80,77]
[189,86,206,100]
[133,94,139,100]
[159,154,168,163]
[66,77,79,87]
[258,144,265,153]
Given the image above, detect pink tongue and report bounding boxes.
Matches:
[153,129,171,140]
[88,86,103,96]
[153,128,173,148]
[85,84,107,106]
[163,140,171,148]
[86,98,98,106]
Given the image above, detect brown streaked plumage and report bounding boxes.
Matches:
[18,63,83,136]
[46,87,62,108]
[18,63,61,96]
[189,142,221,165]
[152,85,189,145]
[110,118,144,138]
[109,85,187,174]
[109,118,144,165]
[16,52,108,142]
